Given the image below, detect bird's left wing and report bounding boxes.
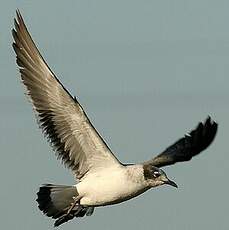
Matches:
[145,117,217,168]
[12,10,121,179]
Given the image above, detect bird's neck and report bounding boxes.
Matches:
[125,164,147,185]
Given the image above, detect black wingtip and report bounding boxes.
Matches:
[149,116,218,168]
[189,116,218,155]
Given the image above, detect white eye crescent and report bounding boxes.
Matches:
[153,171,160,178]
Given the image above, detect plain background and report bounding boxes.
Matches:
[1,1,228,229]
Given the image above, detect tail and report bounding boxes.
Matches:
[36,184,94,227]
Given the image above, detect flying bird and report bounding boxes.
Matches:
[12,10,218,227]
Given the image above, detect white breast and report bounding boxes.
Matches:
[76,164,149,206]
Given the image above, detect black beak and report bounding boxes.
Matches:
[164,179,178,188]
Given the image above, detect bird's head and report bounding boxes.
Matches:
[143,164,178,188]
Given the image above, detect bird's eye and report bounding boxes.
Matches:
[153,171,161,178]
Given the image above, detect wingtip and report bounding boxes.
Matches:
[206,115,218,125]
[16,9,21,19]
[15,9,26,29]
[13,16,19,38]
[200,116,218,148]
[205,115,218,134]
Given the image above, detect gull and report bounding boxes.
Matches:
[12,10,218,227]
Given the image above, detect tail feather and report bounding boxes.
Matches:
[36,184,77,218]
[36,184,95,226]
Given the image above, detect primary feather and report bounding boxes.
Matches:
[146,117,218,168]
[12,10,121,180]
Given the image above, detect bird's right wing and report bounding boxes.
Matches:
[12,10,122,180]
[145,117,218,168]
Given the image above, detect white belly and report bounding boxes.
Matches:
[76,165,148,206]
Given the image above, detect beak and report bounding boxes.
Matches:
[164,179,178,188]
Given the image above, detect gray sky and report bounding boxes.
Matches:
[1,1,228,229]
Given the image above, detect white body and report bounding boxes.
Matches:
[76,165,150,206]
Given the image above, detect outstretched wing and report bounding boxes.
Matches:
[12,10,121,179]
[145,117,217,168]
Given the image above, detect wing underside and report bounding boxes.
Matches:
[12,10,121,179]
